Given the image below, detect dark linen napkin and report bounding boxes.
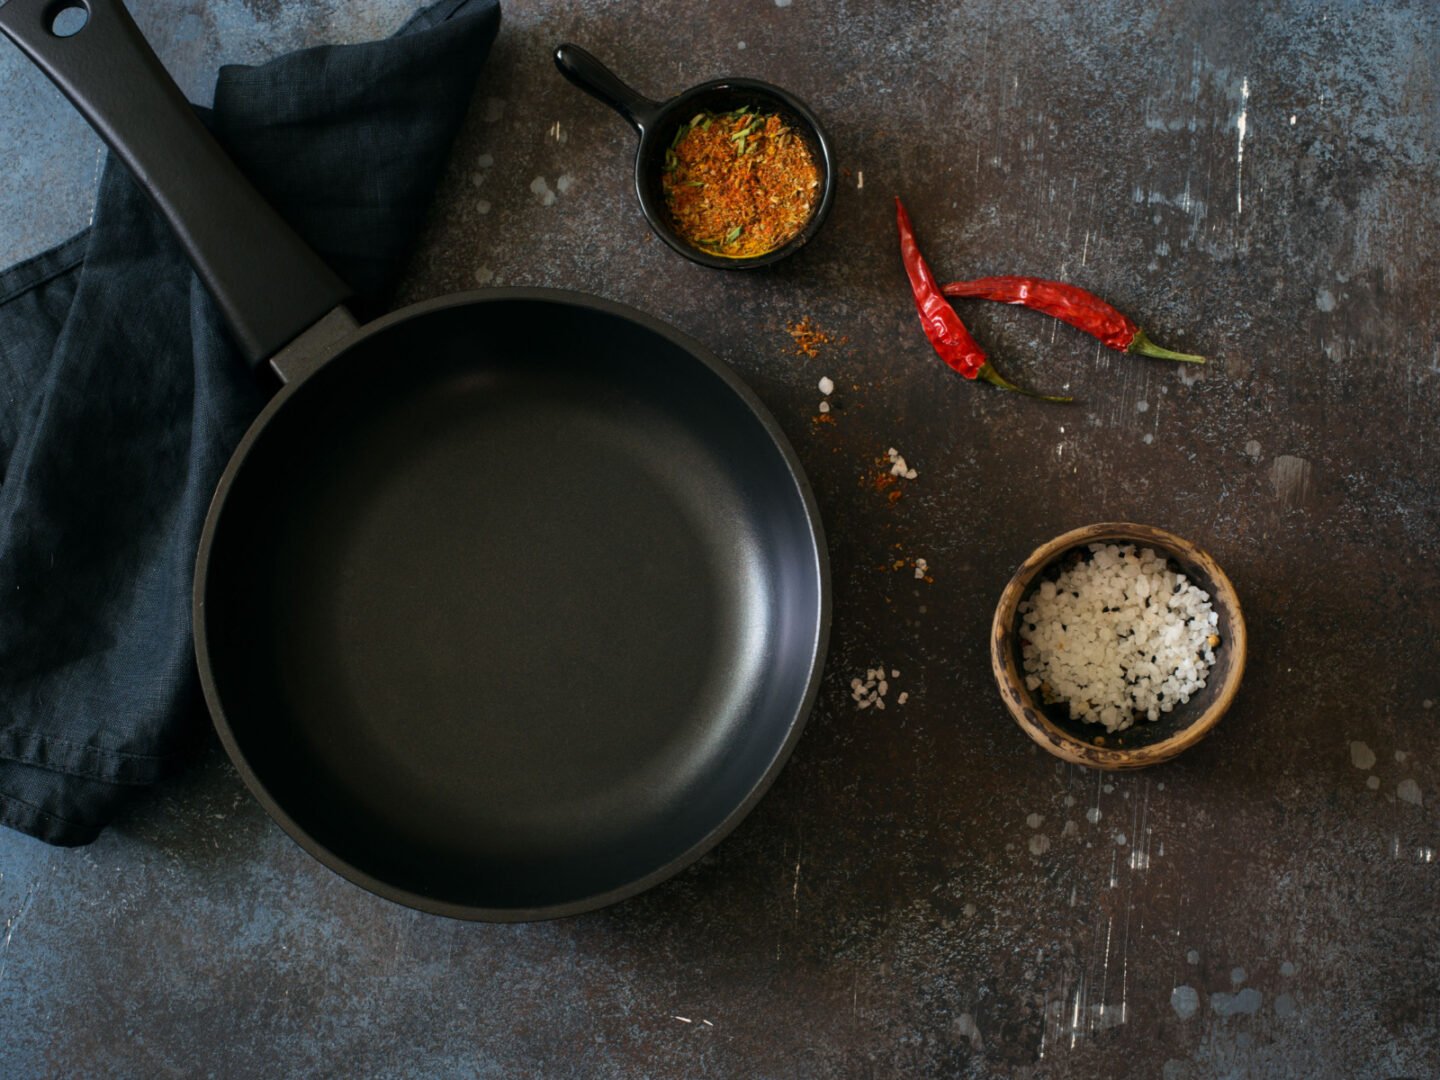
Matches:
[0,0,501,845]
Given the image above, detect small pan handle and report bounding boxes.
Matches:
[554,44,662,137]
[0,0,352,370]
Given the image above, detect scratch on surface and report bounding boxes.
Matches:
[1069,973,1085,1048]
[0,875,43,986]
[1117,780,1151,1027]
[792,837,802,921]
[1098,913,1114,1033]
[1236,76,1250,215]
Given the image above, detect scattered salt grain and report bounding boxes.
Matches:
[914,557,929,580]
[887,447,917,480]
[851,664,907,710]
[1019,543,1220,733]
[818,376,834,395]
[818,401,831,414]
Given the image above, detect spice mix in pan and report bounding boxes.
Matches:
[662,107,820,258]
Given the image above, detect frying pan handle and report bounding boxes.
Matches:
[0,0,353,370]
[554,44,662,136]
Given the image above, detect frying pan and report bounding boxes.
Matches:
[0,0,829,920]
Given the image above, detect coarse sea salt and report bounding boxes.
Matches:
[851,664,907,711]
[1018,543,1219,733]
[886,447,918,480]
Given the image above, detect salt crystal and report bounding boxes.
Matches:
[1019,542,1220,733]
[818,376,834,395]
[818,401,830,413]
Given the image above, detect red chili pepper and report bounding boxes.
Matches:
[895,198,1070,402]
[941,276,1205,363]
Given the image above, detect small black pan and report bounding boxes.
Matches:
[555,44,836,270]
[1,0,830,920]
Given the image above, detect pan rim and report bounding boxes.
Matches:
[193,286,831,921]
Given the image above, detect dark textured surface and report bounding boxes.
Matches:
[2,1,1438,1076]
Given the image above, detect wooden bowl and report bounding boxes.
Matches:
[991,523,1247,769]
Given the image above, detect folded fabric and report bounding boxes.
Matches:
[0,0,502,846]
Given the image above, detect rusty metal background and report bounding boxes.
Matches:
[1,0,1437,1076]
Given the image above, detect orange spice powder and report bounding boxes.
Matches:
[787,316,830,358]
[662,108,820,258]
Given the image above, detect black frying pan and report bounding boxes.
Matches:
[1,0,829,920]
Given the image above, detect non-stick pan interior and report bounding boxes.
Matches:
[199,293,825,918]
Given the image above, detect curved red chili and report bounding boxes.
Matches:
[942,276,1204,363]
[895,197,985,379]
[895,199,1071,402]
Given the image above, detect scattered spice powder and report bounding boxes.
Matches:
[786,316,834,358]
[662,107,820,258]
[865,471,905,501]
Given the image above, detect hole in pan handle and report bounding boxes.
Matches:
[46,1,89,37]
[0,0,352,369]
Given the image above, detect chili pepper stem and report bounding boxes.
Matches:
[1127,328,1205,364]
[977,363,1074,404]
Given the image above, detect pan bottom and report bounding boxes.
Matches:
[278,372,771,853]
